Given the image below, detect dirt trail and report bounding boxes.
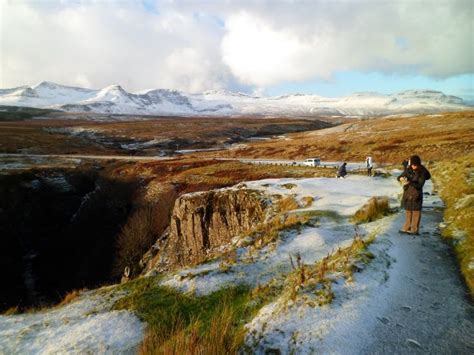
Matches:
[242,177,474,353]
[362,209,474,354]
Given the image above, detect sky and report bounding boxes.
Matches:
[1,0,473,101]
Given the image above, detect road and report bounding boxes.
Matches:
[1,153,369,171]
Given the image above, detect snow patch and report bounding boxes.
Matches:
[0,290,144,354]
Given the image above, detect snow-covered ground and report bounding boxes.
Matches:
[0,289,144,354]
[160,175,401,295]
[244,178,473,354]
[159,175,472,353]
[0,81,469,117]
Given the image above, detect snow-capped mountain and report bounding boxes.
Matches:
[0,81,469,118]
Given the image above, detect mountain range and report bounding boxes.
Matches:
[0,81,470,118]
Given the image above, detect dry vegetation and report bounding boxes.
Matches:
[113,278,273,355]
[431,153,474,297]
[351,196,391,224]
[202,111,474,164]
[281,231,376,308]
[111,159,336,195]
[114,206,159,278]
[0,119,116,155]
[0,114,329,155]
[58,289,82,307]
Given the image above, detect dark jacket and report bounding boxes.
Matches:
[398,165,431,210]
[337,164,347,177]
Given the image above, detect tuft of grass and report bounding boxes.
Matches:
[58,289,82,307]
[113,276,272,354]
[301,196,314,207]
[277,195,300,213]
[219,249,238,272]
[281,183,297,190]
[351,196,391,224]
[431,154,474,297]
[248,211,317,251]
[2,306,20,316]
[281,231,376,308]
[141,305,243,354]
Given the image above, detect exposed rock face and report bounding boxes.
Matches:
[145,188,268,271]
[170,188,267,266]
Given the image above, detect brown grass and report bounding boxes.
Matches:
[282,231,376,307]
[113,278,257,355]
[351,197,391,224]
[431,153,474,297]
[0,115,329,155]
[277,195,300,212]
[58,289,82,306]
[2,306,20,315]
[140,306,243,355]
[246,202,322,251]
[202,111,474,164]
[301,196,314,207]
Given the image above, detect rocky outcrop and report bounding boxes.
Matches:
[145,188,268,271]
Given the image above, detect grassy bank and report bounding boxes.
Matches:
[431,154,474,297]
[113,277,272,354]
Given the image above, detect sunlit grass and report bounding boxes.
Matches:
[351,196,391,224]
[281,231,376,308]
[431,153,474,297]
[113,276,273,354]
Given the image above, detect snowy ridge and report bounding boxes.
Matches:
[0,81,469,117]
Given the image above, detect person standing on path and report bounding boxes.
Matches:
[337,162,347,178]
[397,155,431,235]
[366,156,373,177]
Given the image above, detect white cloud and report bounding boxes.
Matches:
[0,0,472,92]
[0,1,230,92]
[222,12,316,86]
[220,1,473,87]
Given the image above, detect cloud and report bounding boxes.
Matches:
[0,0,472,92]
[0,0,230,92]
[220,1,473,87]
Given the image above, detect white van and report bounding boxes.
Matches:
[303,158,321,167]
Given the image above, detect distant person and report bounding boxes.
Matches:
[366,156,373,177]
[337,162,347,178]
[397,155,431,235]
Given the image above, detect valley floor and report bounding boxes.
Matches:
[1,172,472,354]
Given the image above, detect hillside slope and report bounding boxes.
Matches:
[2,173,472,353]
[203,111,474,164]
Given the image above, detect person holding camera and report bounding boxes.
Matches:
[397,155,431,235]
